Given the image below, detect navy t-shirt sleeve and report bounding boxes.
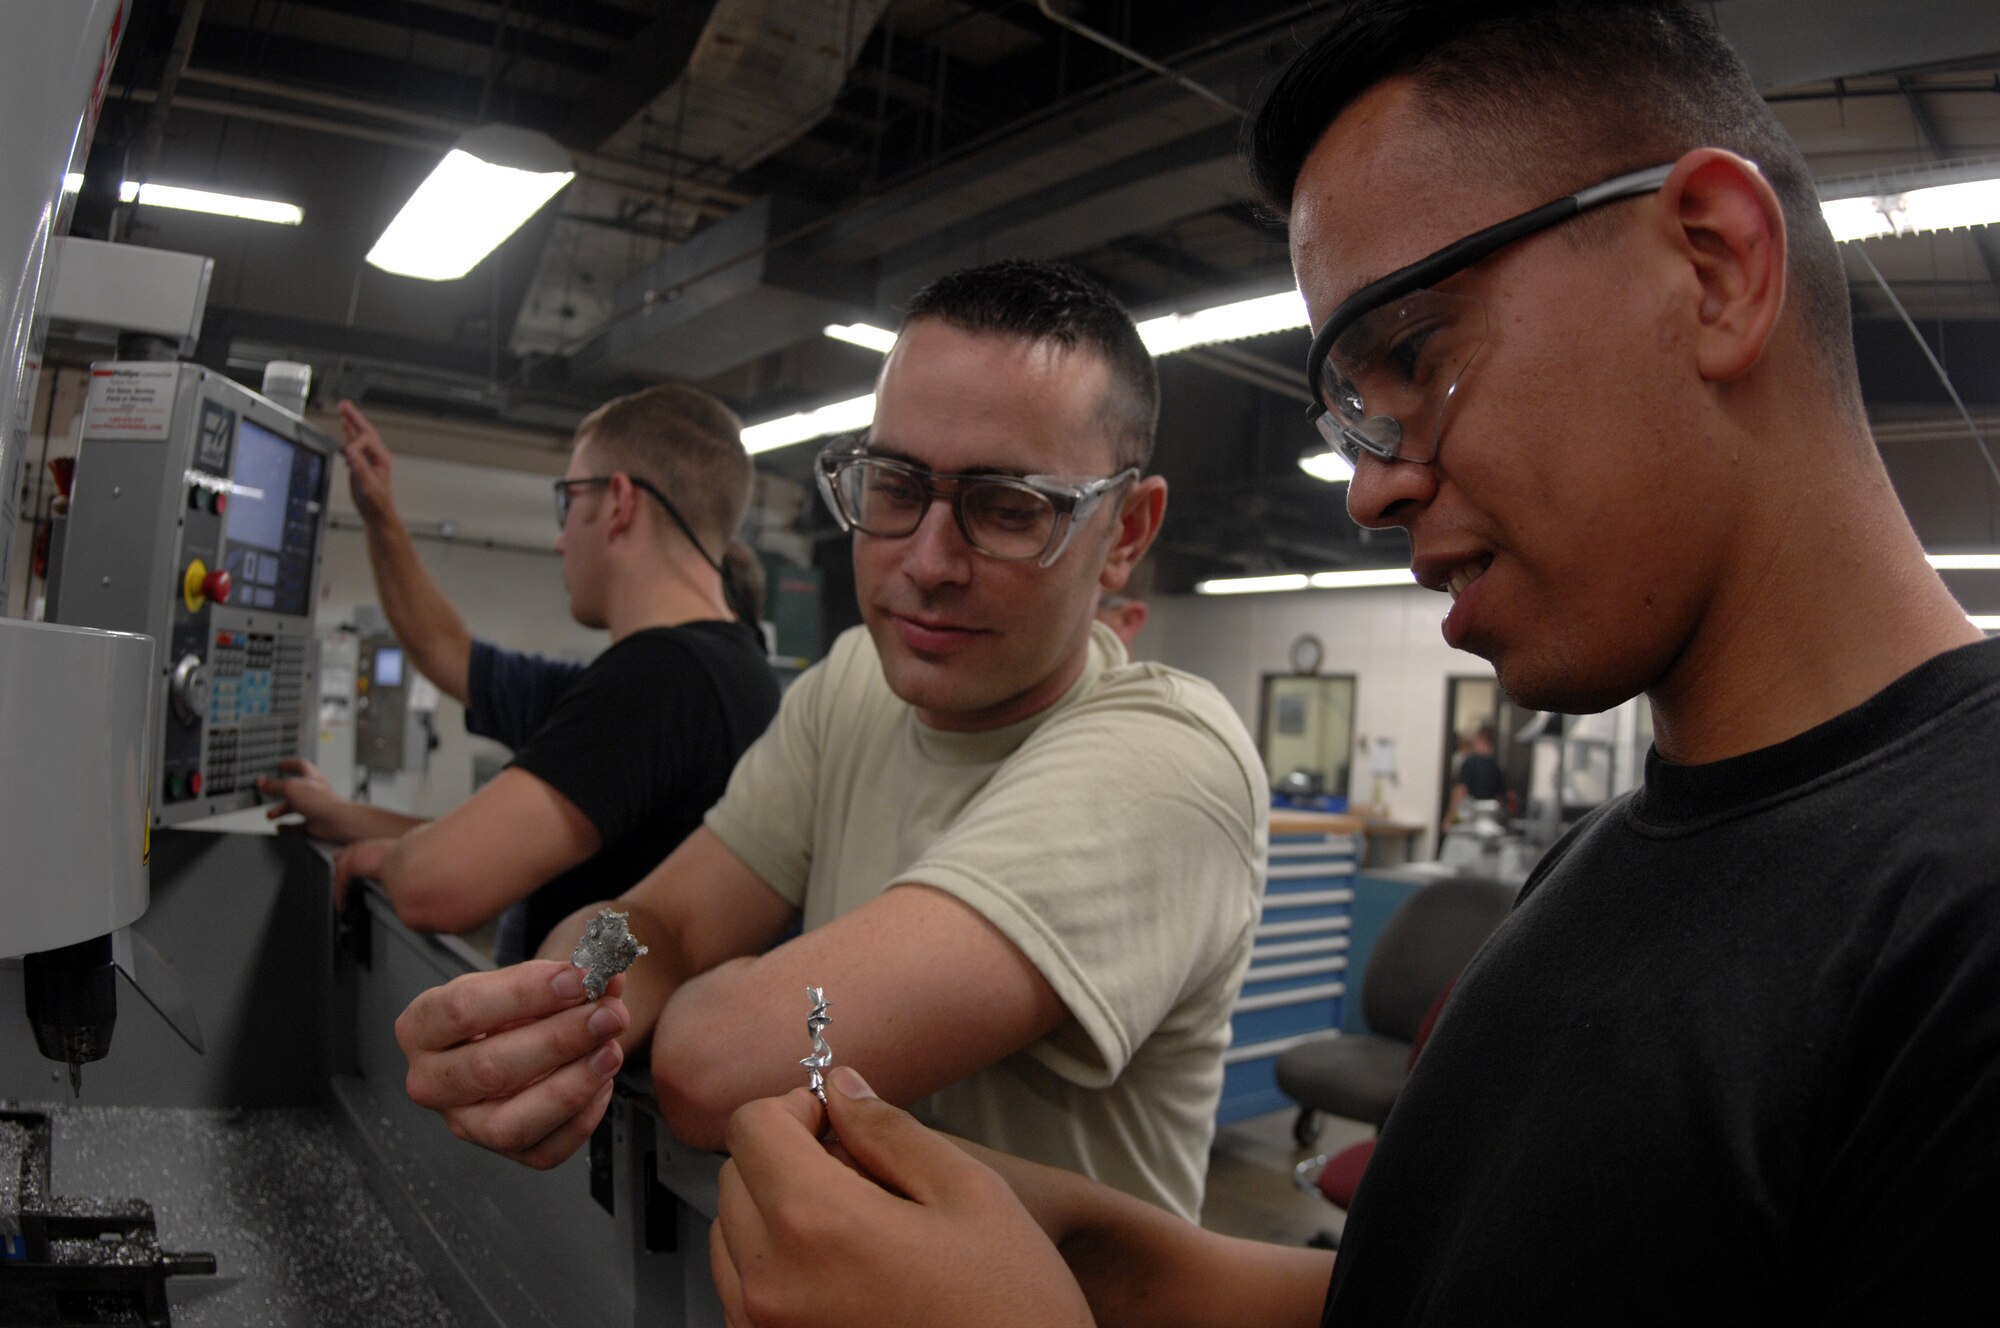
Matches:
[465,638,590,752]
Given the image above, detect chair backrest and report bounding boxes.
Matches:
[1361,877,1517,1042]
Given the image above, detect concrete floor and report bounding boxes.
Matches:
[1199,1108,1375,1248]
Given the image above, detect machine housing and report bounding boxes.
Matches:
[52,361,334,826]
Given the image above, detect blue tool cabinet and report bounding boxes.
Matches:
[1217,812,1359,1123]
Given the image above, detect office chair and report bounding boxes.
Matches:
[1276,876,1517,1146]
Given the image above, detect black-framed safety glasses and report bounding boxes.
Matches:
[1304,163,1675,469]
[554,474,722,572]
[814,437,1138,568]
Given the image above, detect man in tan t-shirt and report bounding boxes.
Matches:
[391,259,1268,1218]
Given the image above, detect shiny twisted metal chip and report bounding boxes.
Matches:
[570,909,649,1000]
[801,987,833,1105]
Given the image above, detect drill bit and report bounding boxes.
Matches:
[68,1061,82,1099]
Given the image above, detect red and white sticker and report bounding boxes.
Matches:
[82,362,177,440]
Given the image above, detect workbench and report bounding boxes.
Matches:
[0,828,725,1327]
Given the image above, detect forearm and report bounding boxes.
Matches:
[340,803,429,842]
[961,1139,1334,1328]
[362,515,472,704]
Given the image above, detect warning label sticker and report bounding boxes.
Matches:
[83,363,180,441]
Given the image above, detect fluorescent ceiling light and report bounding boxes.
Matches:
[1195,567,1417,595]
[368,125,572,281]
[114,180,302,225]
[1821,167,2000,243]
[1927,553,2000,570]
[820,290,1314,362]
[1138,290,1310,356]
[742,393,877,455]
[1970,615,2000,631]
[1298,446,1354,485]
[1196,573,1311,595]
[825,323,898,353]
[1310,569,1416,589]
[760,283,1315,454]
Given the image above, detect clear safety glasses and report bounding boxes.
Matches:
[1305,164,1675,468]
[815,438,1138,568]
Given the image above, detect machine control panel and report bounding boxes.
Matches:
[53,362,333,827]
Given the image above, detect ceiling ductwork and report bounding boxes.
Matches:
[574,193,874,383]
[513,0,895,362]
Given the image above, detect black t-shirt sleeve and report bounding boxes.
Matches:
[505,635,714,847]
[466,639,590,752]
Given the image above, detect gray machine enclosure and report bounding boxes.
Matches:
[52,362,334,827]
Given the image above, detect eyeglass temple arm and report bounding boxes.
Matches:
[1303,163,1677,418]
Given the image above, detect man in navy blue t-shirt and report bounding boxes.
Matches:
[259,389,777,963]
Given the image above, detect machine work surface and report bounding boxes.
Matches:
[10,1103,459,1327]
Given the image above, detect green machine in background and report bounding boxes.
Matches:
[756,550,821,684]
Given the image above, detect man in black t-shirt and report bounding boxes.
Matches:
[258,389,778,963]
[1442,722,1505,830]
[702,5,2000,1327]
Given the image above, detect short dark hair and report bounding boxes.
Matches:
[900,259,1160,471]
[577,384,752,554]
[1246,0,1856,395]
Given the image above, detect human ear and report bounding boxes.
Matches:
[1100,475,1166,590]
[1661,148,1787,383]
[603,473,641,538]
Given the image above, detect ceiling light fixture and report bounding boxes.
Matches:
[1927,553,2000,571]
[1195,567,1418,595]
[764,288,1316,454]
[1136,289,1310,356]
[1970,615,2000,631]
[823,323,898,353]
[91,179,303,225]
[1309,569,1417,589]
[367,125,573,281]
[1195,573,1312,596]
[1820,161,2000,243]
[742,392,878,455]
[1297,444,1355,485]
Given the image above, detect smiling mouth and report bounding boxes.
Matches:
[1446,557,1492,601]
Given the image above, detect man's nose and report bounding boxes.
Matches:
[899,495,975,585]
[1346,451,1439,530]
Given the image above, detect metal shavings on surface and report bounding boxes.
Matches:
[42,1105,459,1326]
[0,1119,27,1235]
[800,987,833,1105]
[570,908,649,1000]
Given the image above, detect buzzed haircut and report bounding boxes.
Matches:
[576,384,753,556]
[1246,0,1858,399]
[900,259,1160,472]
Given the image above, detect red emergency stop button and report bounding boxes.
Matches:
[202,569,233,604]
[189,772,204,796]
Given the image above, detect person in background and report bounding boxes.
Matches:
[708,3,2000,1325]
[1440,722,1504,829]
[259,389,779,964]
[388,260,1267,1224]
[1094,552,1153,647]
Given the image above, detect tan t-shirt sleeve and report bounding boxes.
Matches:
[897,673,1266,1087]
[702,635,844,908]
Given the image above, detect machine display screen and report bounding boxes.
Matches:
[373,646,404,687]
[221,419,326,615]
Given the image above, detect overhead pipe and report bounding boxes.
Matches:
[1033,0,1244,116]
